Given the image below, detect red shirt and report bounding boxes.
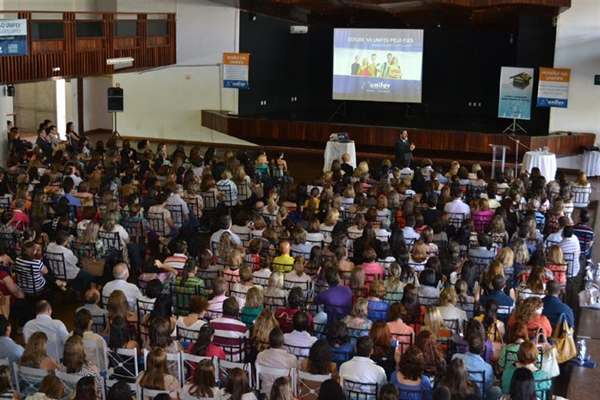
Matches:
[359,262,385,283]
[186,342,226,375]
[11,210,29,231]
[508,313,552,338]
[274,307,314,334]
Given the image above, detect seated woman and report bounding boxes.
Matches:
[220,368,256,400]
[516,266,546,302]
[285,256,312,289]
[173,259,205,315]
[107,316,140,353]
[175,296,208,341]
[387,303,415,353]
[421,306,452,355]
[501,341,552,395]
[290,228,313,257]
[401,284,426,334]
[508,297,552,338]
[248,309,279,364]
[186,325,226,375]
[240,287,264,329]
[263,272,288,309]
[546,245,568,285]
[502,367,539,400]
[437,358,480,400]
[475,299,506,343]
[366,280,389,321]
[299,340,338,400]
[181,359,219,399]
[106,290,138,338]
[383,263,404,303]
[342,298,372,344]
[436,287,467,336]
[19,332,59,372]
[456,319,494,363]
[414,329,446,378]
[327,322,354,369]
[222,250,243,287]
[390,346,433,399]
[274,287,314,334]
[136,348,181,398]
[370,321,400,381]
[14,241,65,294]
[232,266,262,297]
[58,336,101,398]
[498,322,530,373]
[472,198,494,234]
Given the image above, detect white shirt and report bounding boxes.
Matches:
[444,199,471,219]
[403,227,421,240]
[100,225,129,247]
[68,174,83,188]
[283,330,317,357]
[558,236,581,276]
[256,348,298,395]
[102,279,142,310]
[23,314,69,362]
[339,356,387,392]
[210,229,242,248]
[45,242,81,280]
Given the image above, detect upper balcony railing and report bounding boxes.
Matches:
[0,11,176,83]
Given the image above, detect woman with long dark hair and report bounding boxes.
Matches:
[186,324,226,366]
[181,359,219,399]
[475,299,506,342]
[137,348,180,395]
[401,284,425,334]
[220,368,257,400]
[72,376,99,400]
[437,358,480,400]
[107,316,140,352]
[390,346,432,399]
[369,321,399,381]
[501,367,537,400]
[299,340,338,400]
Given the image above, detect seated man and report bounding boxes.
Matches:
[402,215,421,245]
[256,327,298,396]
[479,275,515,312]
[210,296,249,362]
[444,187,471,219]
[0,315,24,366]
[206,278,228,319]
[273,241,295,273]
[573,209,594,259]
[452,334,501,400]
[275,287,314,334]
[102,263,142,310]
[45,230,94,297]
[166,183,199,229]
[76,288,109,327]
[283,311,317,358]
[147,193,177,238]
[339,336,387,396]
[542,280,575,328]
[23,300,70,361]
[163,240,188,270]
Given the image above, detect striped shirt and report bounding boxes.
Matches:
[210,316,249,362]
[14,257,46,293]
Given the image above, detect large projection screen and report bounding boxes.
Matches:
[332,28,424,103]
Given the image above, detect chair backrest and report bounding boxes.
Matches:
[54,370,84,398]
[123,219,145,245]
[107,348,139,382]
[468,255,494,276]
[165,204,184,228]
[213,335,247,363]
[83,338,108,373]
[44,252,67,280]
[255,364,297,395]
[184,196,202,217]
[466,369,486,399]
[200,191,218,211]
[536,376,554,400]
[177,324,202,343]
[392,334,413,355]
[197,270,220,290]
[283,343,312,361]
[137,387,172,400]
[0,231,17,261]
[0,197,10,211]
[171,283,200,316]
[99,230,123,251]
[180,353,220,385]
[263,295,287,311]
[418,295,440,306]
[218,359,252,387]
[571,185,592,207]
[343,377,379,400]
[297,370,331,400]
[13,363,51,397]
[562,252,577,279]
[448,212,466,229]
[146,212,167,236]
[348,327,372,346]
[443,319,460,336]
[179,391,218,400]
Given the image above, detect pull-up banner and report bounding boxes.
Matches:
[537,67,570,108]
[0,19,28,56]
[498,66,534,120]
[223,53,250,89]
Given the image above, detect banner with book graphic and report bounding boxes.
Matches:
[498,66,534,120]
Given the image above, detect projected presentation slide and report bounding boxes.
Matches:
[333,28,424,103]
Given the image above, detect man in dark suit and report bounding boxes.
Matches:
[394,129,415,168]
[350,55,360,75]
[35,127,53,163]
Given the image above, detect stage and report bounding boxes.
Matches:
[201,110,595,168]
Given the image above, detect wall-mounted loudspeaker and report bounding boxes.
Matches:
[107,87,124,112]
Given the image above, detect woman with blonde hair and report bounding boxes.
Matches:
[367,280,389,321]
[342,298,372,342]
[384,263,404,302]
[319,209,339,245]
[261,192,279,218]
[422,306,452,344]
[445,161,460,179]
[512,238,530,283]
[216,231,239,265]
[263,271,288,308]
[349,266,366,300]
[250,214,267,239]
[496,247,515,279]
[136,348,181,395]
[255,153,270,183]
[437,287,467,335]
[342,185,355,207]
[487,215,509,245]
[106,290,137,336]
[375,195,392,222]
[249,309,279,361]
[233,165,252,204]
[546,245,567,284]
[240,287,264,328]
[77,221,105,256]
[222,250,243,285]
[19,331,59,371]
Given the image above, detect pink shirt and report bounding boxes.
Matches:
[360,262,385,283]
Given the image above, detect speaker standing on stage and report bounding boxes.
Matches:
[394,129,415,168]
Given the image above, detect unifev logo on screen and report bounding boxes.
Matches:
[332,28,423,103]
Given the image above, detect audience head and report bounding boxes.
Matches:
[223,296,239,318]
[467,333,484,355]
[378,384,399,400]
[356,336,374,357]
[509,368,537,400]
[269,327,285,349]
[398,346,425,380]
[270,377,293,400]
[292,311,310,333]
[37,375,64,400]
[317,379,346,400]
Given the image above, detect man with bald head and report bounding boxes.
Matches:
[76,288,109,326]
[102,263,141,310]
[273,241,294,273]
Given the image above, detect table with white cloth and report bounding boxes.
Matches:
[582,150,600,177]
[324,140,356,172]
[521,151,557,181]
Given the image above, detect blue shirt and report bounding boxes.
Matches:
[56,193,82,207]
[0,336,24,365]
[390,372,432,400]
[542,296,574,328]
[480,290,514,309]
[331,342,354,368]
[367,299,390,321]
[452,352,494,396]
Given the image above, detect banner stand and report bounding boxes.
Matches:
[503,118,527,135]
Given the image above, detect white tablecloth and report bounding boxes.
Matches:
[582,151,600,177]
[324,141,356,172]
[522,151,557,181]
